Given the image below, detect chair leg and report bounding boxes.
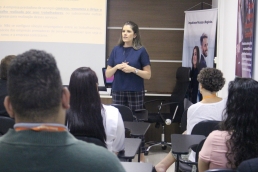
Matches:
[144,125,171,155]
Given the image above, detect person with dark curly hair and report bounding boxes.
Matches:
[198,77,258,171]
[155,68,226,172]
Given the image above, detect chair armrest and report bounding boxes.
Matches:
[158,101,179,110]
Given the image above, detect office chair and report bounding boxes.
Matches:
[237,157,258,172]
[180,108,188,133]
[178,120,220,172]
[74,135,107,148]
[144,67,191,155]
[0,116,15,136]
[111,104,135,122]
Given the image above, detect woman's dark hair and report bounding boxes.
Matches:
[191,46,200,69]
[66,67,106,143]
[221,77,258,168]
[197,68,225,92]
[118,21,142,50]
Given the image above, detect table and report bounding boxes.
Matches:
[124,121,150,137]
[121,162,153,172]
[118,138,141,162]
[171,134,206,172]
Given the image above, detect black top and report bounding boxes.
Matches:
[190,68,199,104]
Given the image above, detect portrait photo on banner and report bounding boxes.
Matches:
[182,9,217,103]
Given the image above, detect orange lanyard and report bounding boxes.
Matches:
[15,125,67,132]
[203,94,217,100]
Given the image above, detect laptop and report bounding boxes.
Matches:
[100,67,114,95]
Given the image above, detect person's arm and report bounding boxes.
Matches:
[198,132,216,172]
[121,64,151,80]
[198,158,210,172]
[106,63,128,78]
[155,151,176,172]
[112,110,125,154]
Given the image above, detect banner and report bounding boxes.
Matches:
[182,9,217,103]
[236,0,255,78]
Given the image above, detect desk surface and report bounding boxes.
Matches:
[100,93,171,98]
[124,121,150,137]
[121,162,153,172]
[118,138,141,160]
[171,134,206,154]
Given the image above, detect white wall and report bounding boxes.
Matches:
[216,0,238,98]
[215,0,258,98]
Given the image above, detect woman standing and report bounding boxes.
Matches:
[106,21,151,111]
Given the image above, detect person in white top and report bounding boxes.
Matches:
[66,67,125,154]
[101,104,125,153]
[155,68,226,172]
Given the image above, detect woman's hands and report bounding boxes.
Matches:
[117,62,134,73]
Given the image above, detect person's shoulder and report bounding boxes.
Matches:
[103,104,119,113]
[188,102,203,110]
[74,141,125,170]
[113,45,122,50]
[209,130,228,138]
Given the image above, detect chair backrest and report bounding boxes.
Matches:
[237,157,258,172]
[170,67,191,123]
[180,108,188,133]
[74,135,107,148]
[191,120,220,137]
[0,116,15,136]
[111,104,134,121]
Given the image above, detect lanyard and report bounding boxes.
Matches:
[15,125,67,132]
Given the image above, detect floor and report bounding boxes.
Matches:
[132,145,175,172]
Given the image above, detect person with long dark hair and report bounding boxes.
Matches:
[198,77,258,171]
[66,67,125,154]
[190,46,200,104]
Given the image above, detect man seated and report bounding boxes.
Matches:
[0,49,125,172]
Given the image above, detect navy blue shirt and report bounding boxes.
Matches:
[107,46,150,91]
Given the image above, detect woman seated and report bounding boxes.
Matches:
[66,67,125,154]
[198,77,258,171]
[155,68,226,172]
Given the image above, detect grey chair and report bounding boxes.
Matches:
[178,120,221,172]
[0,116,15,136]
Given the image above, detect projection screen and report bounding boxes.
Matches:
[0,0,107,85]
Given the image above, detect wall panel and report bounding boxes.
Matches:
[107,0,212,93]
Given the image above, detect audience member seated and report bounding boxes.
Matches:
[155,68,226,172]
[0,50,125,172]
[66,67,125,154]
[0,55,16,117]
[198,77,258,172]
